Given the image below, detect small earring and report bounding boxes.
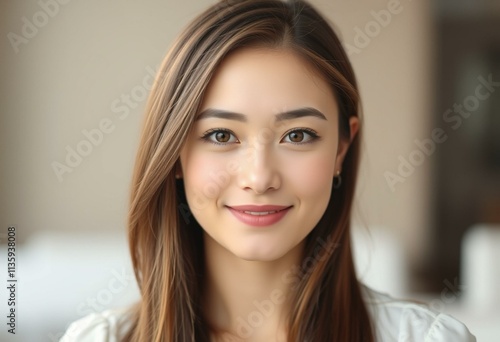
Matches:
[175,173,182,179]
[333,170,342,189]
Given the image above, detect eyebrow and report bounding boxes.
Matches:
[195,107,328,122]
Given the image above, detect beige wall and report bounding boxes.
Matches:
[316,0,434,268]
[0,0,432,268]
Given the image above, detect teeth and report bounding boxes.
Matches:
[243,210,278,215]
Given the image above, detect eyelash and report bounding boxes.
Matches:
[200,128,235,146]
[283,128,320,144]
[200,127,320,146]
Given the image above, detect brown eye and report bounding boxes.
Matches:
[201,129,238,145]
[282,129,319,145]
[288,131,304,143]
[215,131,230,142]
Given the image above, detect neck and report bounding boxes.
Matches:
[202,233,305,342]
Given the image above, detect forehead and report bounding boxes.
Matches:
[200,47,338,117]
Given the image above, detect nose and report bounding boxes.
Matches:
[236,145,281,194]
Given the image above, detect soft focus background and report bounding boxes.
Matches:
[0,0,499,341]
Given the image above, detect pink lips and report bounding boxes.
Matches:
[226,204,293,227]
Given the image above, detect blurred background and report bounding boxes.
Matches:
[0,0,499,340]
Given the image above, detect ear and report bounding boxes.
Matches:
[335,116,359,172]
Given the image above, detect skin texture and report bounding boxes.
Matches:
[179,47,359,341]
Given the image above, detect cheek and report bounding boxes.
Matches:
[285,153,335,199]
[182,151,230,208]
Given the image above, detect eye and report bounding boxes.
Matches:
[201,128,239,145]
[282,128,320,145]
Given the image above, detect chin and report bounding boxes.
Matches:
[237,254,282,262]
[230,243,289,262]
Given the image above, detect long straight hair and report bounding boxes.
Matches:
[124,0,374,340]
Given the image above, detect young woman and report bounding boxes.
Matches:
[62,0,476,341]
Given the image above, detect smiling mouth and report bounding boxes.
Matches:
[225,205,293,227]
[239,209,288,215]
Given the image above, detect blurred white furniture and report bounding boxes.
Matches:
[407,224,500,342]
[462,224,500,312]
[351,225,408,298]
[459,224,500,341]
[352,224,500,341]
[0,231,140,342]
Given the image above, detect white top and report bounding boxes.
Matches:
[60,285,476,341]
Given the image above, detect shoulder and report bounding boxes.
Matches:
[361,284,476,342]
[60,306,134,342]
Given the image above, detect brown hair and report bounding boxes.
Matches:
[124,0,373,340]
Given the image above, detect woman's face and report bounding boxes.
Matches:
[179,47,356,261]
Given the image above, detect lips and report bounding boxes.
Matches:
[226,204,293,227]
